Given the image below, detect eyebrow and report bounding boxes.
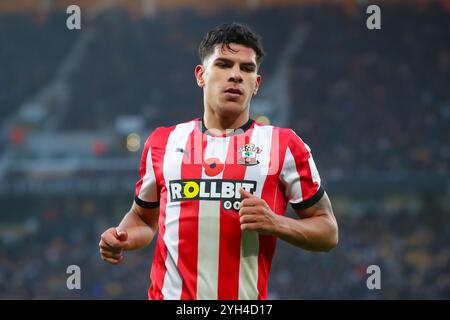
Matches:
[214,58,256,69]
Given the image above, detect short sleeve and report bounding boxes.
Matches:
[279,129,324,210]
[134,131,160,209]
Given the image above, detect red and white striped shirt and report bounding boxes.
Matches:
[134,118,323,300]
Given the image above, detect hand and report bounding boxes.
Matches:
[239,188,279,235]
[99,227,129,264]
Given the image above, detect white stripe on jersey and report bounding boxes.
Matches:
[238,124,274,300]
[308,156,321,184]
[304,141,321,185]
[139,146,158,202]
[161,121,196,300]
[197,135,231,300]
[281,146,303,204]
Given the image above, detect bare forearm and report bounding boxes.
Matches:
[118,209,157,250]
[273,214,338,252]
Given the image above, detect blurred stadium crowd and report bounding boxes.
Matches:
[1,194,449,299]
[0,1,449,299]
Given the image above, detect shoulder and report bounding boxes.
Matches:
[145,118,198,144]
[254,122,307,147]
[275,126,304,142]
[253,121,299,137]
[259,123,313,157]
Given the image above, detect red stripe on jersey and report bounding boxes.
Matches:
[257,235,277,300]
[257,126,282,300]
[217,129,254,299]
[135,137,151,197]
[288,130,319,201]
[178,127,207,299]
[147,126,176,300]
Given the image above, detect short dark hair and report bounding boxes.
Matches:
[199,22,265,67]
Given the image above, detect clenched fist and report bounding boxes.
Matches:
[239,188,280,235]
[99,227,129,264]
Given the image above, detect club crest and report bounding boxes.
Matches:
[237,143,262,166]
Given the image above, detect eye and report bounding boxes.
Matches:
[241,66,255,72]
[216,62,229,68]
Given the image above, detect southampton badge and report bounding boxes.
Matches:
[237,143,262,166]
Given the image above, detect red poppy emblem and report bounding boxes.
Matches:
[203,157,224,176]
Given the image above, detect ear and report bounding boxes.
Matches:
[195,65,205,88]
[253,74,262,96]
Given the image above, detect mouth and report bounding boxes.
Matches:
[223,88,243,100]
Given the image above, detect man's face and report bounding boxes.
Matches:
[195,43,261,119]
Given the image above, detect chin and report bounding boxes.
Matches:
[218,101,246,116]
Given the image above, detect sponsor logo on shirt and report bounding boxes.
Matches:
[168,179,257,210]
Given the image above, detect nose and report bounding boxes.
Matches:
[228,65,243,83]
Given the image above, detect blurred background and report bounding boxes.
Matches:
[0,0,449,299]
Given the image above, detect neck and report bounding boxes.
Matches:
[203,110,250,135]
